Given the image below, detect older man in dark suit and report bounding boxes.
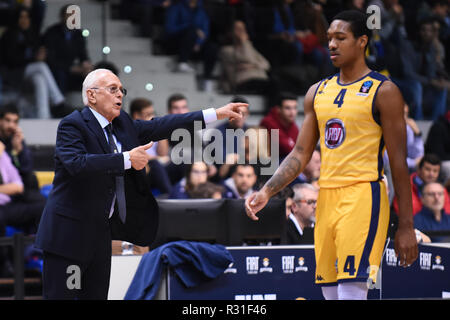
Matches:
[35,68,247,299]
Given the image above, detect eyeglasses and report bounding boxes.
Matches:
[90,86,127,96]
[295,199,317,206]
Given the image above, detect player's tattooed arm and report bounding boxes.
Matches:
[261,82,320,198]
[246,82,320,220]
[264,147,303,197]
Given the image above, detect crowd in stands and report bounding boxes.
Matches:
[0,0,449,276]
[121,0,449,118]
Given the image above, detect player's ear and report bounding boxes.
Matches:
[359,35,368,50]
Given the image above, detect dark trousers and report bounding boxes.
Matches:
[0,198,45,274]
[0,199,44,236]
[42,226,112,300]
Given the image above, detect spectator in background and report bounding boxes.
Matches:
[390,18,448,120]
[414,182,450,242]
[0,0,46,31]
[344,0,366,12]
[189,181,224,199]
[0,141,44,277]
[368,0,407,41]
[217,126,272,187]
[0,104,33,181]
[393,154,450,215]
[222,164,257,199]
[167,93,190,116]
[169,161,209,199]
[426,110,450,183]
[165,93,218,184]
[267,0,303,67]
[42,4,94,94]
[130,98,172,195]
[292,0,333,78]
[285,183,317,245]
[404,104,424,171]
[165,93,194,184]
[164,0,218,89]
[214,95,250,164]
[122,0,171,38]
[0,6,72,118]
[218,20,275,98]
[243,126,272,184]
[260,93,299,160]
[0,104,43,200]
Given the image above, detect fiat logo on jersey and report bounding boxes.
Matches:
[325,118,346,149]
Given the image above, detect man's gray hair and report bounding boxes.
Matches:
[292,183,318,202]
[82,69,113,106]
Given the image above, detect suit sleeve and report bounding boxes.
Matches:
[134,110,205,144]
[56,119,124,177]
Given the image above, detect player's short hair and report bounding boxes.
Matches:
[332,10,372,43]
[277,92,297,107]
[230,95,249,104]
[419,154,442,168]
[130,98,153,117]
[0,103,19,119]
[228,163,257,178]
[167,93,187,111]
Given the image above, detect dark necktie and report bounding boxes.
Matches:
[105,124,126,223]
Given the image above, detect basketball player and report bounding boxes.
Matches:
[245,10,418,300]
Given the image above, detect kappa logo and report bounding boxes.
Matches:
[316,275,324,281]
[224,262,237,274]
[318,80,328,94]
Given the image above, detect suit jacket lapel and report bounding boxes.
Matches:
[81,107,110,154]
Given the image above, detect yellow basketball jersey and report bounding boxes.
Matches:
[313,71,389,188]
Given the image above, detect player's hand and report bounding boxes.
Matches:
[11,127,24,153]
[129,142,153,171]
[394,226,418,267]
[245,190,270,221]
[215,103,249,122]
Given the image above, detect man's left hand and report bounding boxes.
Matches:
[11,127,24,154]
[215,103,249,121]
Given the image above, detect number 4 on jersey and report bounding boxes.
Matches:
[343,255,356,276]
[334,89,347,108]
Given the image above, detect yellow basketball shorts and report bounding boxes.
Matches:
[314,181,390,286]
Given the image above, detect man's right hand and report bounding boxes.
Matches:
[129,142,153,170]
[245,189,270,221]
